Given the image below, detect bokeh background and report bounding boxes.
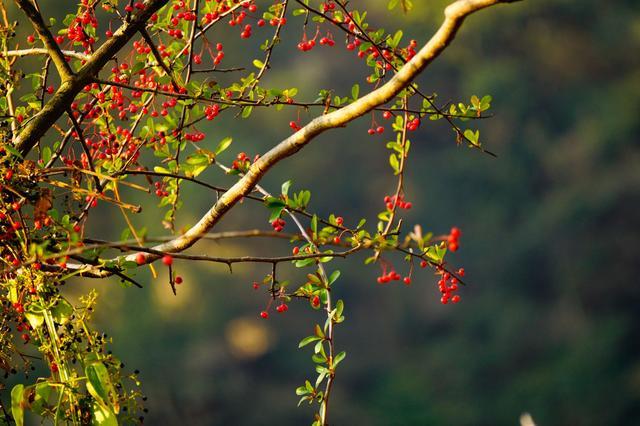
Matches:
[7,0,640,424]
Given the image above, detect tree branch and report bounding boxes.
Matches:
[67,0,519,274]
[2,48,90,61]
[13,0,169,156]
[14,0,73,80]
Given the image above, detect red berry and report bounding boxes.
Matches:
[135,253,146,265]
[260,311,269,319]
[450,227,461,239]
[451,295,461,303]
[448,242,459,252]
[420,260,428,268]
[403,277,411,285]
[292,246,300,255]
[252,282,259,290]
[27,34,35,43]
[457,268,465,276]
[311,295,321,307]
[175,276,183,284]
[162,255,173,266]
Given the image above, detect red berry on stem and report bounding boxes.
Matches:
[162,255,173,266]
[450,227,461,239]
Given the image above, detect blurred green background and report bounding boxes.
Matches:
[9,0,640,424]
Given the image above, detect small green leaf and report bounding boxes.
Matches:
[51,298,73,325]
[299,335,321,348]
[252,59,265,69]
[389,153,400,174]
[11,384,24,426]
[281,180,292,197]
[241,106,253,118]
[333,351,346,367]
[328,270,341,285]
[351,84,360,100]
[214,136,233,155]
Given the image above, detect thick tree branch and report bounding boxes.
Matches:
[14,0,73,80]
[70,0,518,276]
[13,0,169,156]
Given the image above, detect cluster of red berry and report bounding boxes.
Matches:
[231,152,252,171]
[184,132,206,142]
[376,269,410,284]
[447,227,461,252]
[153,181,169,198]
[201,105,220,123]
[406,117,421,131]
[384,194,412,211]
[319,36,335,46]
[297,37,317,52]
[367,125,385,135]
[321,2,337,12]
[271,218,286,232]
[437,268,464,304]
[132,39,151,54]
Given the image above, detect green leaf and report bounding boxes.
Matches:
[281,180,292,197]
[335,299,344,318]
[51,298,73,324]
[299,335,321,348]
[388,30,403,48]
[85,361,117,413]
[389,153,400,174]
[463,129,480,146]
[252,59,265,69]
[3,143,23,159]
[351,84,360,100]
[30,382,52,415]
[24,305,44,329]
[214,137,233,155]
[333,350,346,367]
[328,270,341,285]
[295,257,316,268]
[11,384,24,426]
[91,401,118,426]
[241,106,253,118]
